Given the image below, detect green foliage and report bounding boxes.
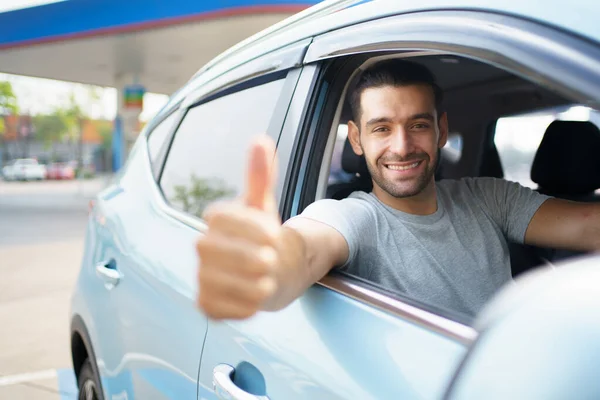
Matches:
[98,123,113,150]
[0,81,18,138]
[33,112,68,149]
[0,81,18,115]
[32,91,89,148]
[62,92,86,142]
[172,175,236,218]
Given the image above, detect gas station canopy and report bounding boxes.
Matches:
[0,0,317,94]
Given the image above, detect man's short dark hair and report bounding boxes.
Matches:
[348,59,444,124]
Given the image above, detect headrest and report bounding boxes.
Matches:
[341,138,371,178]
[531,120,600,195]
[480,145,504,179]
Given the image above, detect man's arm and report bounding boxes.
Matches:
[525,198,600,251]
[263,218,348,311]
[196,136,348,319]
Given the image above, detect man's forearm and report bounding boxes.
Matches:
[526,199,600,252]
[262,220,343,311]
[580,204,600,251]
[262,226,316,311]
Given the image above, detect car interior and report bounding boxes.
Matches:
[311,53,600,281]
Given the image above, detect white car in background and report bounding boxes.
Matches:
[2,158,46,181]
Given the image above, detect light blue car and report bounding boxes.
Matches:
[70,0,600,399]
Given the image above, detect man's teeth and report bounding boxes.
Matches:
[387,162,420,171]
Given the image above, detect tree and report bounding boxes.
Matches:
[33,112,69,153]
[63,88,103,171]
[172,175,235,218]
[63,92,86,167]
[0,81,19,165]
[97,121,113,172]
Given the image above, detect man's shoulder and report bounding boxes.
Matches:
[437,176,510,193]
[312,191,376,208]
[436,177,515,208]
[438,176,503,186]
[299,191,377,216]
[289,191,378,235]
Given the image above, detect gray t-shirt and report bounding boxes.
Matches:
[297,177,550,316]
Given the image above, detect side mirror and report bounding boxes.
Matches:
[445,256,600,400]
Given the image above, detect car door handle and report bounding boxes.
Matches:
[95,259,121,288]
[213,364,269,400]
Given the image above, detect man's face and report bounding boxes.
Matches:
[348,84,448,198]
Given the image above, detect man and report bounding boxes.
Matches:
[196,59,599,319]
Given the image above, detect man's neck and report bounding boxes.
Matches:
[372,180,438,215]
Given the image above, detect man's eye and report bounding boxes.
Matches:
[413,123,430,129]
[373,127,389,132]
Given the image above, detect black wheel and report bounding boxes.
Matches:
[78,359,102,400]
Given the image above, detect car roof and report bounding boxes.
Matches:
[195,0,599,80]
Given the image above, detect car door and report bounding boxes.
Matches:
[196,61,473,400]
[196,6,600,400]
[86,34,309,400]
[89,107,207,399]
[129,40,309,400]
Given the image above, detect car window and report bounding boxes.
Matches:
[147,111,179,165]
[328,124,355,186]
[494,105,600,188]
[303,46,600,322]
[160,78,286,218]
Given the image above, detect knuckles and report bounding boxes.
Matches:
[195,201,280,320]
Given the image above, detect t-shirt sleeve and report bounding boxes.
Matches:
[468,178,551,243]
[288,198,375,269]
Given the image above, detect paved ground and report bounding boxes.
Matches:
[0,177,110,399]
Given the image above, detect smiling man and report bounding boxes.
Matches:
[196,59,600,319]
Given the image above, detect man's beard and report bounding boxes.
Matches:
[365,149,440,198]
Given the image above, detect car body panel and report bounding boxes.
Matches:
[71,139,207,400]
[198,283,469,400]
[446,256,600,400]
[189,0,599,96]
[2,158,45,180]
[46,162,75,179]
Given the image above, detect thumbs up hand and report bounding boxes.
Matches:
[244,135,279,213]
[196,135,283,319]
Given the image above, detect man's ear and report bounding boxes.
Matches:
[438,112,449,149]
[347,120,363,156]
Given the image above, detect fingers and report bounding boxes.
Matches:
[198,295,269,320]
[198,265,277,319]
[203,201,280,245]
[197,235,278,320]
[244,135,278,212]
[196,234,278,279]
[196,134,282,320]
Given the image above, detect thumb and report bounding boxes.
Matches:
[244,135,278,211]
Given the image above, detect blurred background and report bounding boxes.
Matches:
[3,1,597,399]
[0,1,317,398]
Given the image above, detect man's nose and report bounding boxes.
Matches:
[388,129,414,156]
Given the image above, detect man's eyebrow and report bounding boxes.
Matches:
[409,113,435,121]
[365,117,394,127]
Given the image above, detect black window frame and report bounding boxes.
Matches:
[145,104,185,180]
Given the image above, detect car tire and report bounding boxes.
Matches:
[78,359,103,400]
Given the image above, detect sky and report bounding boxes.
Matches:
[0,0,65,13]
[0,0,170,122]
[0,73,169,122]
